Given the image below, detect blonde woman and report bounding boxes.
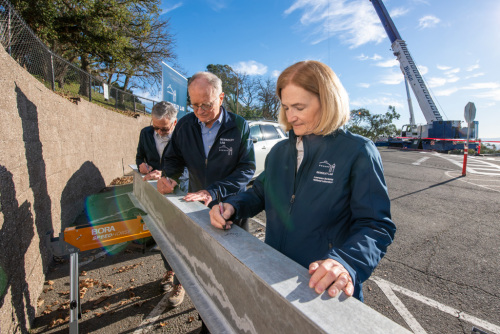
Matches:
[210,60,395,301]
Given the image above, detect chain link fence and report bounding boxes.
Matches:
[0,0,158,114]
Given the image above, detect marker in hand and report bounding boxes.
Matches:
[216,190,228,230]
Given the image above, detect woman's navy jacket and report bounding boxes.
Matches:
[226,129,396,301]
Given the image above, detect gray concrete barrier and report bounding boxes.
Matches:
[130,172,410,333]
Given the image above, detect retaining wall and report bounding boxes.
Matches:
[0,46,150,332]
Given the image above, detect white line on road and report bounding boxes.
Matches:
[370,276,500,334]
[133,293,171,334]
[412,157,430,166]
[371,277,426,333]
[446,171,500,193]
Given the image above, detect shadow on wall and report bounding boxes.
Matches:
[60,161,105,229]
[0,166,36,334]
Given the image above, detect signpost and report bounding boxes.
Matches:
[161,62,188,119]
[462,102,476,176]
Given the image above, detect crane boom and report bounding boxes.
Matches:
[370,0,443,123]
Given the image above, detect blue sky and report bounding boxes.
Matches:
[155,0,500,138]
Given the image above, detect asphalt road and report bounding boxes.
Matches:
[32,148,500,334]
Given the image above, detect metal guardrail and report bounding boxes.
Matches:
[0,0,158,114]
[129,171,411,334]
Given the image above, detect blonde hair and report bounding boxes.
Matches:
[276,60,350,135]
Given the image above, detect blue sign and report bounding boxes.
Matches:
[162,62,188,119]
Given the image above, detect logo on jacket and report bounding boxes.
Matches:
[313,160,335,184]
[219,145,233,156]
[219,138,234,156]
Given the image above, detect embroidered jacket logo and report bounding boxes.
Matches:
[313,160,335,184]
[318,161,335,174]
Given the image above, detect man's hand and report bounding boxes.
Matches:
[209,203,235,230]
[157,176,178,194]
[183,190,212,206]
[308,259,354,298]
[143,170,162,181]
[139,163,153,174]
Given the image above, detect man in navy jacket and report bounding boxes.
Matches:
[157,72,255,206]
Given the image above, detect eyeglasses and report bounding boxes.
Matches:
[190,97,219,112]
[151,122,174,134]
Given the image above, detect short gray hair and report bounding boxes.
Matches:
[188,72,223,95]
[151,101,178,121]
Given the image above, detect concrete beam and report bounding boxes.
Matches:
[130,173,410,334]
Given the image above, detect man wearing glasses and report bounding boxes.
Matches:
[155,72,255,317]
[157,71,255,205]
[136,101,177,181]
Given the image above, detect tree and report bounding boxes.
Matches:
[11,0,176,97]
[346,106,400,141]
[256,77,280,120]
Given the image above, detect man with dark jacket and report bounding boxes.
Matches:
[156,71,255,327]
[157,72,255,205]
[136,101,177,181]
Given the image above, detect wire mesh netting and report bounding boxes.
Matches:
[0,0,157,114]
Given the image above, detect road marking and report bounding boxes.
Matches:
[133,293,171,334]
[434,153,500,176]
[412,157,430,165]
[371,277,426,333]
[445,171,500,193]
[370,276,500,334]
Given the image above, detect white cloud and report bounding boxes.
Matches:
[285,0,387,48]
[466,63,480,72]
[351,96,404,109]
[437,65,451,71]
[434,87,459,96]
[417,65,428,75]
[418,15,440,29]
[357,53,382,61]
[474,89,500,101]
[271,70,281,78]
[444,68,460,75]
[390,8,409,18]
[207,0,229,11]
[465,72,485,79]
[233,60,268,75]
[376,59,399,68]
[462,82,500,90]
[427,77,447,88]
[358,83,370,88]
[380,71,404,85]
[161,2,183,15]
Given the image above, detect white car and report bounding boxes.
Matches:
[248,120,288,178]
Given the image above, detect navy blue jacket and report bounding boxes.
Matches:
[162,107,255,205]
[226,129,395,300]
[136,126,163,170]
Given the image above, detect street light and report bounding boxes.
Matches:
[225,65,239,115]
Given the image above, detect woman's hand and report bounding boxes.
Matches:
[308,259,354,298]
[209,203,235,230]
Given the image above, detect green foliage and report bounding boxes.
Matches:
[346,106,400,141]
[11,0,176,95]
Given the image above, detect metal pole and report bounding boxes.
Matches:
[88,76,92,102]
[7,7,12,55]
[69,252,80,334]
[462,123,471,176]
[50,54,55,91]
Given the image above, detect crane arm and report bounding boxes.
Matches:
[370,0,443,123]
